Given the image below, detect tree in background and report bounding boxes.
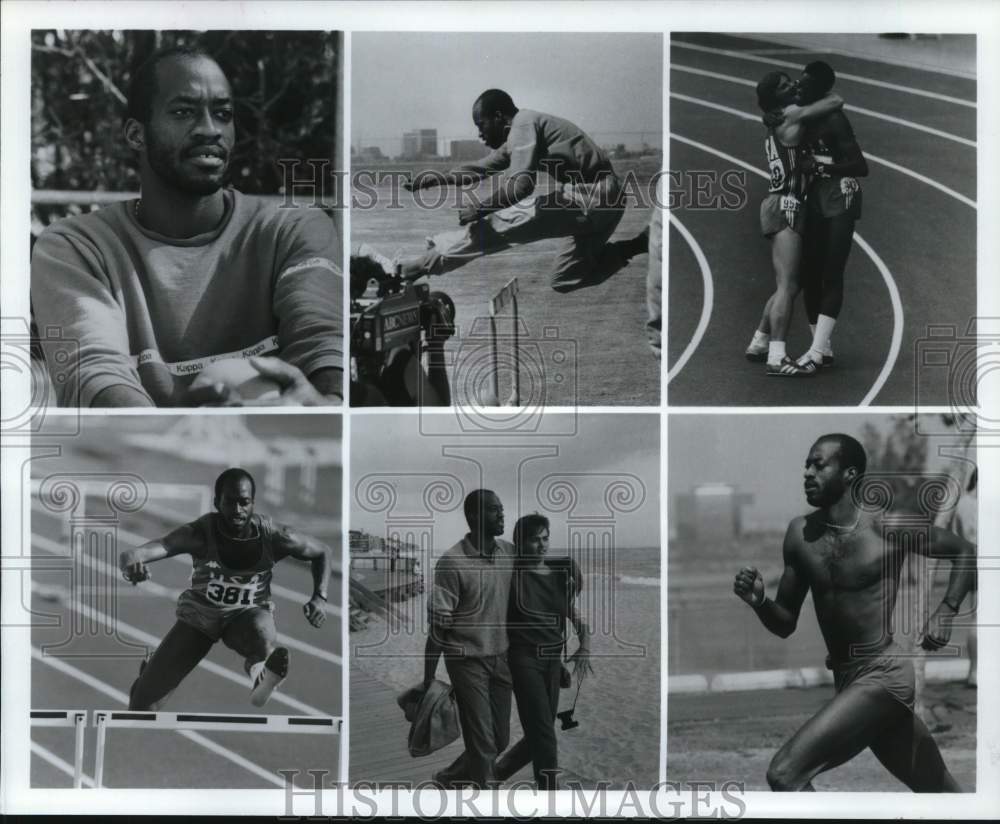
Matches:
[31,29,340,232]
[861,414,975,726]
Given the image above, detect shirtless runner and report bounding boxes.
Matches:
[733,433,975,791]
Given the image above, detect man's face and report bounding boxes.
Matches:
[472,103,508,150]
[215,476,255,535]
[470,491,505,537]
[803,440,853,508]
[519,527,550,564]
[796,71,822,104]
[774,73,799,107]
[141,55,235,196]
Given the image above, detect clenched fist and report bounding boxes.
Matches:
[734,566,765,608]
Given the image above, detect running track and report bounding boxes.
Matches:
[29,501,343,789]
[668,33,976,406]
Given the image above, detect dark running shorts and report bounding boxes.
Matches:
[760,193,807,237]
[832,647,915,711]
[808,176,863,220]
[176,590,276,643]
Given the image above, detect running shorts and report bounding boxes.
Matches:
[832,645,915,711]
[808,176,863,220]
[760,193,807,237]
[176,589,276,643]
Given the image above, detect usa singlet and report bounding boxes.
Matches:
[764,130,808,199]
[185,513,278,610]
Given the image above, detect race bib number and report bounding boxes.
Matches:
[205,579,259,609]
[780,195,801,228]
[779,195,800,213]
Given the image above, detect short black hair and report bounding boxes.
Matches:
[463,488,496,524]
[756,71,790,112]
[815,434,867,477]
[513,513,549,554]
[473,89,517,118]
[803,61,836,96]
[126,45,217,125]
[214,467,256,502]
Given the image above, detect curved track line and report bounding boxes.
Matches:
[666,214,713,384]
[852,235,904,406]
[670,131,903,405]
[862,152,976,209]
[672,64,976,148]
[671,92,977,209]
[671,40,977,104]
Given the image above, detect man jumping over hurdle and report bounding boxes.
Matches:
[733,434,975,791]
[119,468,333,710]
[363,89,649,292]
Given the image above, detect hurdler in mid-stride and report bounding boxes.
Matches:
[362,89,649,292]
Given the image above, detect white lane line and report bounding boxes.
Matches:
[672,64,976,148]
[862,152,976,210]
[670,131,903,406]
[671,39,977,104]
[666,214,714,384]
[30,533,342,667]
[743,48,820,56]
[29,580,326,717]
[671,91,977,209]
[30,742,97,788]
[31,647,286,788]
[852,235,904,406]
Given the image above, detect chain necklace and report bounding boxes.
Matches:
[823,512,861,531]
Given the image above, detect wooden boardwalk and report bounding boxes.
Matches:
[348,665,589,787]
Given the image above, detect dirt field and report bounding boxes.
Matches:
[668,680,977,791]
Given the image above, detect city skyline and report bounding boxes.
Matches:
[352,31,663,158]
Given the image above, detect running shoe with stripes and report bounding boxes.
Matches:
[797,353,833,374]
[745,343,768,363]
[767,356,815,377]
[250,647,289,708]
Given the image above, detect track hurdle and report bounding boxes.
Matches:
[92,710,343,788]
[489,276,520,406]
[31,709,88,788]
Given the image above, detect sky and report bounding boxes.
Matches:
[351,32,663,156]
[668,413,969,528]
[351,413,660,548]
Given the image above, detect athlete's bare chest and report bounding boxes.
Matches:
[800,527,902,593]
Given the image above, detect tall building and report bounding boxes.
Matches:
[401,128,438,159]
[674,483,754,544]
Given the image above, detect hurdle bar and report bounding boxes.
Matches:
[92,710,343,788]
[488,276,520,406]
[31,709,88,788]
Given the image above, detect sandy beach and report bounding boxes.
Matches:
[351,573,660,788]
